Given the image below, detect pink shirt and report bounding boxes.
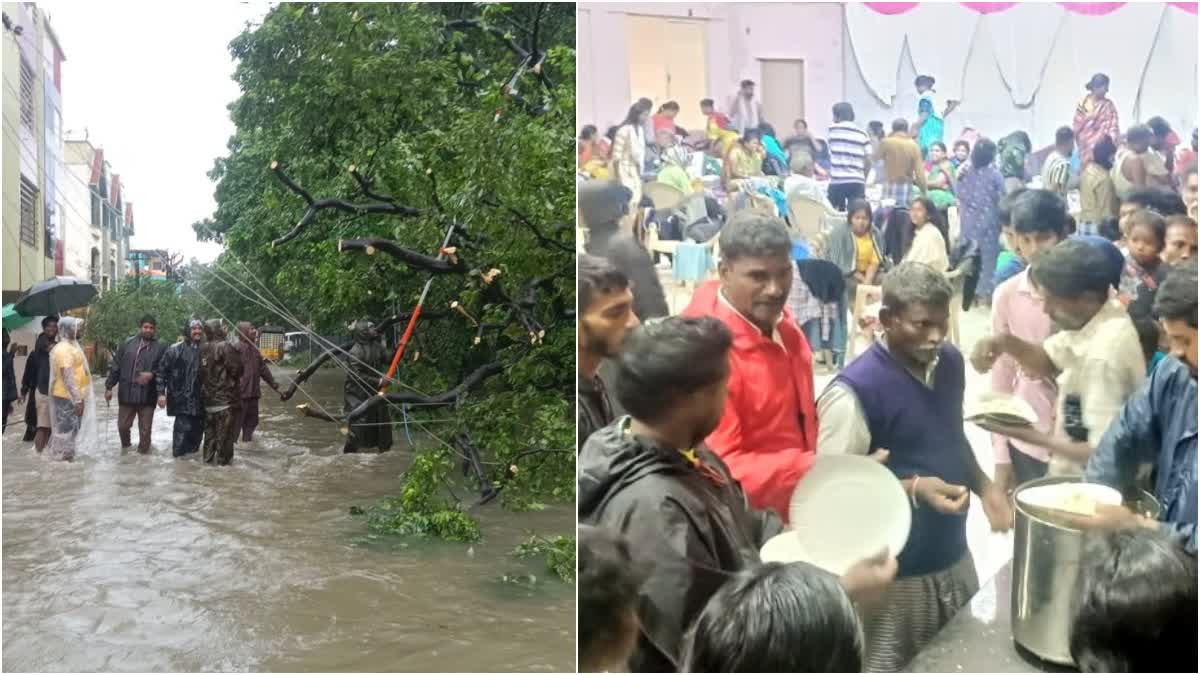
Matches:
[990,270,1058,464]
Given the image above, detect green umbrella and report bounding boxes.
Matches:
[3,304,32,330]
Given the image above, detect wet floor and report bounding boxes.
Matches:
[2,369,575,672]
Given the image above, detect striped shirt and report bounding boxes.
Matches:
[827,121,870,185]
[1041,151,1071,195]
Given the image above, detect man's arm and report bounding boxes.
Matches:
[988,288,1018,481]
[816,384,872,456]
[983,333,1060,380]
[105,340,124,391]
[156,346,174,397]
[258,353,279,390]
[912,146,929,194]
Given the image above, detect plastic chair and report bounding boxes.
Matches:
[787,193,827,244]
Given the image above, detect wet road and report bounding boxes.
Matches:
[2,369,575,672]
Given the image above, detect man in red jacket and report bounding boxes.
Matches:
[682,212,818,521]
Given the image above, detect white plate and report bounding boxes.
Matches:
[964,391,1039,425]
[1016,482,1122,516]
[760,454,911,576]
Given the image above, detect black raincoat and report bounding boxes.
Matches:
[343,327,392,452]
[577,417,783,672]
[105,335,168,407]
[157,339,203,417]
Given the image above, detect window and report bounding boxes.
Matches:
[90,191,100,226]
[19,176,37,247]
[19,55,35,131]
[44,202,54,258]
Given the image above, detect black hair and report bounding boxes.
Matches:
[578,525,646,671]
[615,316,732,425]
[679,562,863,673]
[1086,73,1110,91]
[1007,131,1032,153]
[741,128,761,144]
[580,124,597,141]
[1124,188,1187,217]
[892,118,909,133]
[1127,209,1167,248]
[929,141,947,154]
[1055,126,1075,146]
[718,211,791,263]
[1133,317,1161,365]
[971,138,997,168]
[1030,239,1114,299]
[1011,189,1069,237]
[1166,214,1197,232]
[700,98,715,109]
[868,120,885,138]
[1154,261,1198,328]
[622,100,651,127]
[832,102,855,123]
[579,254,630,314]
[1070,529,1197,673]
[914,74,935,89]
[139,314,157,328]
[3,330,9,349]
[740,79,755,89]
[41,314,59,329]
[605,125,619,141]
[998,187,1028,228]
[658,100,679,113]
[953,139,970,154]
[1097,217,1123,242]
[846,198,873,225]
[881,261,953,314]
[1092,135,1118,170]
[1146,116,1171,139]
[757,122,777,139]
[1126,124,1154,146]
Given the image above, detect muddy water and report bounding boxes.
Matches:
[2,369,575,672]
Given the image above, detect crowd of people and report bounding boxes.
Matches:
[2,316,281,464]
[577,69,1197,673]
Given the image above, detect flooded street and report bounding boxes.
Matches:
[2,369,575,673]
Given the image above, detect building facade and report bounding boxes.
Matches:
[2,2,66,304]
[62,139,132,293]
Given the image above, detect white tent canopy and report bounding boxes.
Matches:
[843,2,1197,147]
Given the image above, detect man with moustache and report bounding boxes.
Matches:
[681,212,818,522]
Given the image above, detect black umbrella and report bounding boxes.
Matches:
[13,276,98,317]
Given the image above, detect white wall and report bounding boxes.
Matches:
[577,3,846,135]
[61,160,93,280]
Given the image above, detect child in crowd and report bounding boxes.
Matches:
[1071,529,1197,673]
[1164,214,1198,265]
[679,561,866,673]
[1118,209,1169,321]
[993,188,1028,288]
[578,524,645,673]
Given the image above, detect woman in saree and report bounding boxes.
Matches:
[1073,73,1120,167]
[956,138,1005,305]
[725,128,767,192]
[610,100,652,234]
[46,317,97,462]
[924,142,958,211]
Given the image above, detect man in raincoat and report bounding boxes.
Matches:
[105,314,168,453]
[234,321,280,443]
[157,319,206,457]
[199,319,243,465]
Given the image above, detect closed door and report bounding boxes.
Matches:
[760,59,805,132]
[626,16,707,131]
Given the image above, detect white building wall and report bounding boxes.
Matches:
[61,159,93,280]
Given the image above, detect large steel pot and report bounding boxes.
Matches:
[1011,476,1160,665]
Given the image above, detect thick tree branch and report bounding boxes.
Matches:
[338,238,465,274]
[343,361,504,423]
[480,196,573,253]
[270,161,423,247]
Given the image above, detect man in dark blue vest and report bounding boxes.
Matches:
[815,261,1012,672]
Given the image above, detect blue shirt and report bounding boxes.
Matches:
[1085,356,1198,554]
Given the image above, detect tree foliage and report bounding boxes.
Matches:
[195,2,575,562]
[87,280,195,352]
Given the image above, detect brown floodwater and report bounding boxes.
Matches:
[2,369,575,672]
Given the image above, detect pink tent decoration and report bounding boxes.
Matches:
[960,2,1021,13]
[862,3,921,15]
[1167,1,1198,12]
[1056,3,1127,15]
